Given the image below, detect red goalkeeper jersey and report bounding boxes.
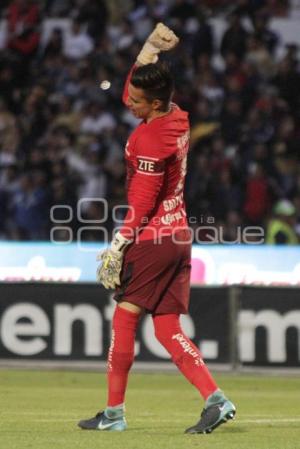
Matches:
[120,67,190,242]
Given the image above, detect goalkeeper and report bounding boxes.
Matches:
[78,23,236,434]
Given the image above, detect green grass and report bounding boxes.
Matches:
[1,369,300,449]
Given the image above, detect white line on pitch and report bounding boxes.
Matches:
[238,418,300,424]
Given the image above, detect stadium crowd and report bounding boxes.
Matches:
[0,0,299,244]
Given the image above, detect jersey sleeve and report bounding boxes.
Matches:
[119,132,168,240]
[122,65,137,106]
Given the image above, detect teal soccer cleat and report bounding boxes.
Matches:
[185,398,236,434]
[78,411,127,431]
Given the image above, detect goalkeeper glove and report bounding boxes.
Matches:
[96,231,132,289]
[137,22,179,66]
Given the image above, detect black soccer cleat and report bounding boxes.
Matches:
[185,399,236,434]
[78,411,127,431]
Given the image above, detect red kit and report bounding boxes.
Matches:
[120,67,190,241]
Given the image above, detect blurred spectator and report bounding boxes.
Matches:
[80,102,116,135]
[284,43,299,70]
[76,0,109,42]
[266,199,298,244]
[0,64,16,111]
[169,0,198,23]
[245,34,276,79]
[0,189,8,237]
[219,210,243,243]
[40,27,63,59]
[18,86,50,153]
[6,0,40,58]
[211,167,242,220]
[9,172,50,240]
[0,164,19,237]
[63,19,94,60]
[186,151,213,219]
[0,99,19,163]
[43,0,73,18]
[5,0,40,88]
[0,0,10,14]
[220,12,249,60]
[49,175,78,243]
[198,70,224,118]
[221,97,243,144]
[0,1,299,244]
[65,143,108,211]
[51,95,82,133]
[243,162,271,225]
[252,11,279,54]
[272,55,300,116]
[191,12,214,59]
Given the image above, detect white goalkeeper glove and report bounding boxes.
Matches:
[137,22,179,66]
[96,231,132,289]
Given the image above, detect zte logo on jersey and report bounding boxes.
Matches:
[137,158,155,172]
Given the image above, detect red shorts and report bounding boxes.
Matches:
[114,229,191,314]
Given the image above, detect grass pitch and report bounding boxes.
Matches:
[1,369,300,449]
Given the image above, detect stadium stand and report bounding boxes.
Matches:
[0,0,299,243]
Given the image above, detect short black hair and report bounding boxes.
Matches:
[131,62,174,111]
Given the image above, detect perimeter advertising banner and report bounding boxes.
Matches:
[0,283,231,364]
[239,287,300,367]
[0,242,300,286]
[0,283,299,367]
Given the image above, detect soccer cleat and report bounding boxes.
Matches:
[185,399,236,434]
[78,411,127,431]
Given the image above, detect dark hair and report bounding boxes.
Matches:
[131,62,174,111]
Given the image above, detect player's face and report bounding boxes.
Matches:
[127,83,156,120]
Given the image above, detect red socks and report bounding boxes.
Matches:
[107,306,140,406]
[152,314,218,400]
[107,307,217,406]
